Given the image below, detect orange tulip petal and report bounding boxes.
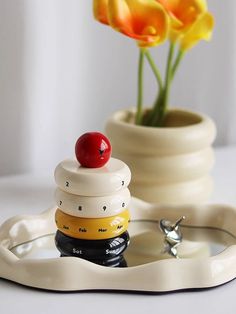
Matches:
[108,0,169,47]
[157,0,207,30]
[93,0,109,25]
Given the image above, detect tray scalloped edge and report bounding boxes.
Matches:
[0,197,236,292]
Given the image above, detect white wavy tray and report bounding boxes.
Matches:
[0,197,236,292]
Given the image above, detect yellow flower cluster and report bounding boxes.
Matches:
[93,0,214,51]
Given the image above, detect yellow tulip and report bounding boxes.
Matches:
[157,0,214,50]
[180,12,214,50]
[94,0,169,48]
[93,0,109,25]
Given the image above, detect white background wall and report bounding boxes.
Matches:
[0,0,235,175]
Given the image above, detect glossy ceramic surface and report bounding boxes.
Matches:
[54,158,131,196]
[55,230,130,260]
[106,108,216,204]
[55,187,131,218]
[55,208,130,240]
[1,198,236,292]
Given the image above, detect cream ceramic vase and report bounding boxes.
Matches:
[105,108,217,204]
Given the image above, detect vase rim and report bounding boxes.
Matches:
[109,107,214,132]
[105,107,216,159]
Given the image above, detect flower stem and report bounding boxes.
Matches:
[144,50,163,90]
[135,48,145,125]
[155,42,175,126]
[172,49,185,80]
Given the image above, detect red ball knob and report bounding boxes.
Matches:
[75,132,112,168]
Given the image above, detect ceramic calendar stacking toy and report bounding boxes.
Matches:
[54,132,131,267]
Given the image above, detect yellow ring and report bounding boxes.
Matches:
[55,208,130,240]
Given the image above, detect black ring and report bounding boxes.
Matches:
[87,255,127,267]
[55,230,130,260]
[60,254,127,268]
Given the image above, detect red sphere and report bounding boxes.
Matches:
[75,132,112,168]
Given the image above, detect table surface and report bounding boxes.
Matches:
[0,146,236,314]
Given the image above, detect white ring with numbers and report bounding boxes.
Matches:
[55,187,131,218]
[54,158,131,197]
